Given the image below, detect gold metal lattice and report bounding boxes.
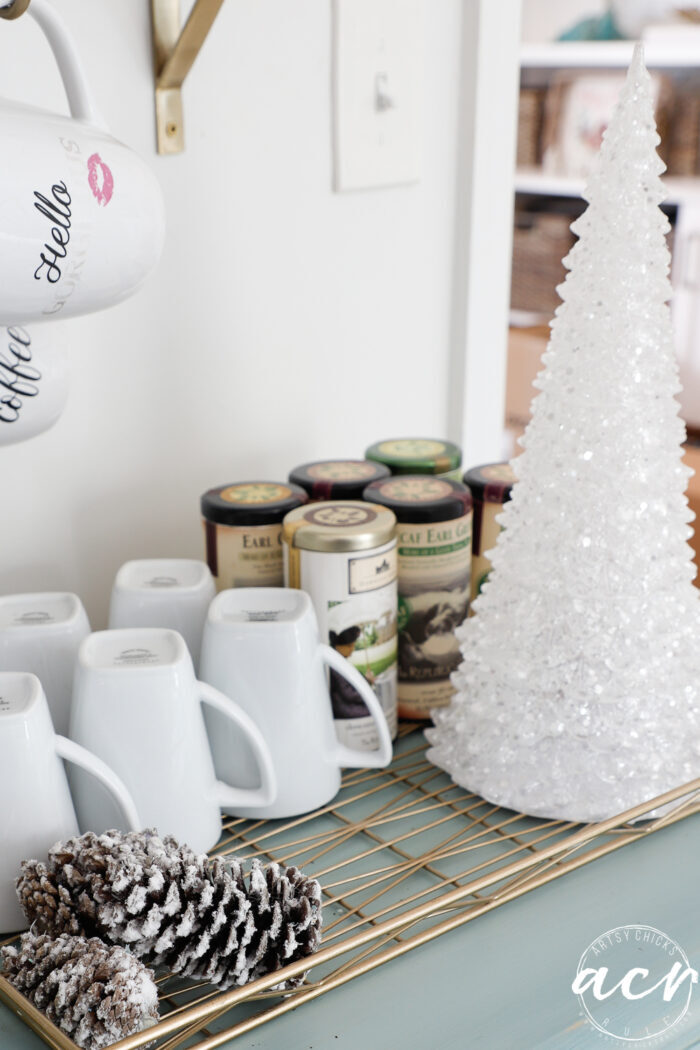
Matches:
[2,727,700,1050]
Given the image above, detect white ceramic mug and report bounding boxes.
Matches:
[0,323,69,445]
[0,0,165,325]
[0,671,140,934]
[108,559,216,672]
[199,588,393,819]
[69,628,277,853]
[0,592,90,735]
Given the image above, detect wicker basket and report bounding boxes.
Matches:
[511,211,576,317]
[666,82,700,176]
[517,87,546,168]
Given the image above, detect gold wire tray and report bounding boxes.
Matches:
[2,726,700,1050]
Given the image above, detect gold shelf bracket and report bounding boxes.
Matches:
[150,0,225,155]
[0,1,32,21]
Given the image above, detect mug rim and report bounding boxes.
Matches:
[114,558,213,593]
[0,670,44,719]
[0,592,85,631]
[78,627,190,672]
[207,587,312,627]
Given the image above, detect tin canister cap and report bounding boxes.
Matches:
[282,501,396,553]
[365,438,462,476]
[289,459,390,501]
[201,481,308,526]
[462,462,516,504]
[363,475,473,524]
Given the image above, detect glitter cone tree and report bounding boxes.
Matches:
[427,45,700,823]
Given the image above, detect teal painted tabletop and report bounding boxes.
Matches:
[1,777,699,1049]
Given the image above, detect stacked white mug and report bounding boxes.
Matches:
[0,670,140,933]
[0,592,90,735]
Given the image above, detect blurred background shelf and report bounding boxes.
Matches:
[509,12,700,460]
[521,39,700,71]
[514,166,700,200]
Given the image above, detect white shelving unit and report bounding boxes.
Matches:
[515,167,700,203]
[517,36,700,204]
[521,39,700,71]
[515,36,700,427]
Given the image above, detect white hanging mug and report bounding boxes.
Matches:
[69,628,277,853]
[0,323,69,445]
[0,0,165,325]
[199,588,393,819]
[0,671,141,934]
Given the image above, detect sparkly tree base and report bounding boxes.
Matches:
[427,594,700,822]
[426,45,700,824]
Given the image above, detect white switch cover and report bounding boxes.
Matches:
[333,0,424,192]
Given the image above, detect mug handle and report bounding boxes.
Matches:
[321,645,393,769]
[55,735,141,832]
[197,681,277,811]
[28,0,105,127]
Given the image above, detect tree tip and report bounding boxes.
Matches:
[629,40,647,78]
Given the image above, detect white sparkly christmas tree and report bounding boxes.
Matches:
[427,45,700,823]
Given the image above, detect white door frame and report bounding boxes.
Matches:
[448,0,522,465]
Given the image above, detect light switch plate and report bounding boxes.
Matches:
[333,0,424,192]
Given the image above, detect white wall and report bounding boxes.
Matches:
[1,0,476,626]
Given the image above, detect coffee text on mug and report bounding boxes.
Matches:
[0,327,40,425]
[33,181,72,284]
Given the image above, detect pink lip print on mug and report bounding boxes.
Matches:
[87,153,113,206]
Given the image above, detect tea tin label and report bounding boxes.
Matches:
[307,462,379,481]
[204,522,284,589]
[377,478,454,502]
[349,548,397,594]
[395,513,472,718]
[219,483,293,504]
[377,439,447,458]
[304,504,378,528]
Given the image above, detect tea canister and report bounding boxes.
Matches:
[201,482,308,591]
[363,476,473,719]
[365,438,462,480]
[462,462,516,603]
[289,459,390,501]
[282,501,398,751]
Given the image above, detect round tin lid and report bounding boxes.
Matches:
[365,438,462,475]
[201,481,308,526]
[462,462,516,504]
[282,501,396,553]
[363,475,473,524]
[289,459,390,501]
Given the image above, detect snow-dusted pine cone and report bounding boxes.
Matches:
[17,829,322,989]
[0,931,158,1050]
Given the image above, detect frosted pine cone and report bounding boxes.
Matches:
[15,858,82,937]
[229,858,324,985]
[17,829,322,989]
[1,932,158,1050]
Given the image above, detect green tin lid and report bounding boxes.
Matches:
[365,438,462,476]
